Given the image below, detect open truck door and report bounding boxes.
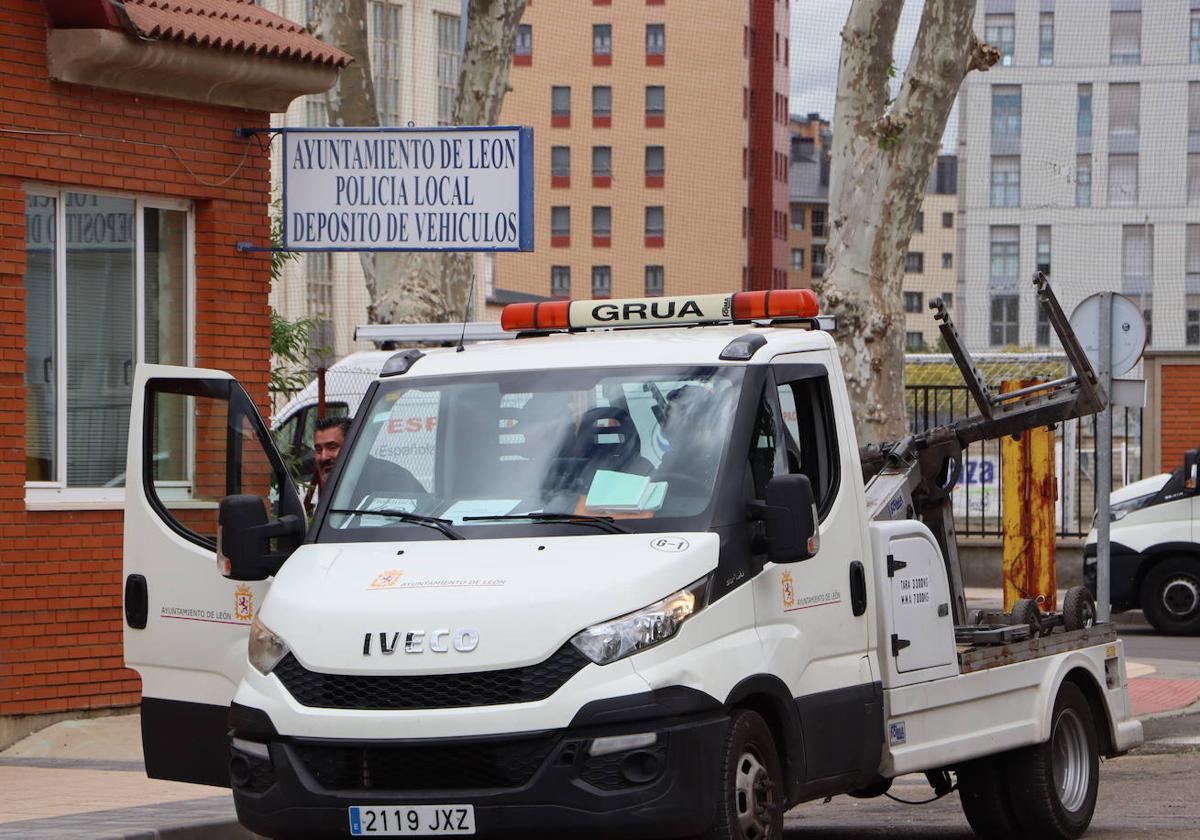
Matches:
[123,365,304,787]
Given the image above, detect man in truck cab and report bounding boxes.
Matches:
[314,416,352,484]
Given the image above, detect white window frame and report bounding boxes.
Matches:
[24,185,195,510]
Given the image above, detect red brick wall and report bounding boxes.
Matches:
[1159,364,1200,473]
[0,1,273,716]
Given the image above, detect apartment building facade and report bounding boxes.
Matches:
[786,113,829,289]
[491,0,792,310]
[903,155,959,350]
[959,0,1200,351]
[265,0,477,359]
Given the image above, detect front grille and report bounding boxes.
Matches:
[242,754,275,794]
[273,644,589,710]
[291,736,558,791]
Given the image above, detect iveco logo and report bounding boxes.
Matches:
[362,629,480,656]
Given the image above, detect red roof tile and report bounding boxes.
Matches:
[118,0,352,68]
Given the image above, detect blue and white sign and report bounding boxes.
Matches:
[282,126,534,252]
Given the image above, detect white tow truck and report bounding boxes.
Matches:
[123,279,1141,840]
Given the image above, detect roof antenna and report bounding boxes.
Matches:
[456,271,476,353]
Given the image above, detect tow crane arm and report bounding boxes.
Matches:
[860,273,1106,624]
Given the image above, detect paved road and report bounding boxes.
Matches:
[1120,624,1200,679]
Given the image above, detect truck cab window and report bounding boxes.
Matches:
[775,373,840,518]
[747,390,787,499]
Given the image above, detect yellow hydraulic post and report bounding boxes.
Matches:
[1000,379,1058,611]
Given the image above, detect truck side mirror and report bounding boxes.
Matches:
[1185,450,1199,491]
[217,494,304,581]
[761,474,819,563]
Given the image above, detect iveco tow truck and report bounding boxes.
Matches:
[123,275,1141,840]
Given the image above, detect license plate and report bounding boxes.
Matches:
[348,805,475,836]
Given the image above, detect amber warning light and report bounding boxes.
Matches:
[501,290,819,332]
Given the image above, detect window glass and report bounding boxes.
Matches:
[646,85,665,115]
[1076,155,1093,207]
[991,86,1021,139]
[644,265,664,296]
[515,23,532,55]
[906,332,924,351]
[144,208,188,367]
[1108,154,1138,207]
[551,146,570,177]
[435,13,460,125]
[25,195,56,482]
[592,86,611,116]
[989,295,1019,346]
[371,1,403,125]
[989,226,1019,289]
[1077,85,1093,138]
[941,212,953,228]
[1039,13,1054,65]
[985,14,1014,65]
[905,253,924,274]
[990,156,1020,207]
[551,265,570,298]
[646,24,665,54]
[645,145,665,175]
[592,206,612,237]
[592,146,612,175]
[551,206,570,236]
[1192,12,1200,64]
[593,24,612,55]
[645,206,665,237]
[941,253,953,269]
[775,374,839,518]
[1108,83,1140,142]
[1189,155,1200,207]
[66,193,135,487]
[552,86,571,115]
[591,266,612,298]
[1110,10,1141,65]
[904,291,923,313]
[791,249,805,270]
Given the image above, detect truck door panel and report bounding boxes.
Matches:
[123,364,303,787]
[751,357,880,784]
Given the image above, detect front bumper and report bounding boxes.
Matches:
[229,700,727,839]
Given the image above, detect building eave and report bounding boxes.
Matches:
[47,28,341,113]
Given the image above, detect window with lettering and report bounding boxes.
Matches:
[25,190,192,490]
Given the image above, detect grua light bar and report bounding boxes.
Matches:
[500,290,819,332]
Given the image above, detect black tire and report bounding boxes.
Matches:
[1140,557,1200,636]
[956,754,1022,839]
[1005,682,1099,839]
[1063,586,1098,632]
[1010,598,1043,637]
[704,710,784,840]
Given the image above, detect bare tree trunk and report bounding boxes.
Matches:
[823,0,998,445]
[315,0,527,326]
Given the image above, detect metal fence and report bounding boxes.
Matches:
[906,383,1144,539]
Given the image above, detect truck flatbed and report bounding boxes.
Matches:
[956,623,1117,674]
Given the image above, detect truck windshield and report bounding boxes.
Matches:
[319,365,743,539]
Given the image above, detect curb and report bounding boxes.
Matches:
[103,819,257,840]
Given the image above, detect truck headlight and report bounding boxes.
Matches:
[1108,493,1156,522]
[248,616,290,676]
[570,577,708,665]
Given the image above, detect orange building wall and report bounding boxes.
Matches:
[1159,364,1200,471]
[0,0,273,716]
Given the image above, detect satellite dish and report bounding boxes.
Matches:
[1068,293,1146,378]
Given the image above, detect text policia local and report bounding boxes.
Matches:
[288,135,520,247]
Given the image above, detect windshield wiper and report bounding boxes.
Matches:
[462,511,630,534]
[328,508,465,540]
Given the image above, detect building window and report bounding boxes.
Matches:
[1036,226,1052,277]
[1039,12,1054,65]
[1189,154,1200,207]
[592,85,612,122]
[645,206,665,240]
[592,206,612,239]
[1108,154,1138,207]
[905,253,924,274]
[991,86,1022,141]
[811,208,826,238]
[24,191,191,488]
[591,146,613,177]
[990,156,1020,207]
[914,212,924,233]
[371,1,403,126]
[990,226,1020,289]
[985,13,1014,66]
[645,145,665,177]
[552,86,571,122]
[304,96,326,127]
[1036,307,1051,347]
[514,23,532,62]
[1192,10,1200,63]
[1108,82,1140,148]
[305,252,333,319]
[942,252,953,269]
[791,248,805,270]
[906,332,925,352]
[791,206,805,230]
[1122,224,1153,302]
[904,291,924,313]
[551,205,570,240]
[646,23,665,59]
[551,265,570,298]
[593,23,612,62]
[435,13,460,125]
[1187,226,1200,344]
[1110,9,1141,65]
[645,265,664,296]
[1076,155,1092,207]
[812,244,826,277]
[941,211,953,229]
[942,292,954,308]
[646,85,665,124]
[1077,84,1093,139]
[591,265,612,298]
[990,295,1019,346]
[550,146,570,180]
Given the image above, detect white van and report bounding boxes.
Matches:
[123,291,1140,840]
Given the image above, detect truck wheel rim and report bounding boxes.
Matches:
[734,748,775,839]
[1052,707,1090,813]
[1161,576,1200,619]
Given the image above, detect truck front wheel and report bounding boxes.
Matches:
[704,710,784,840]
[1141,557,1200,635]
[1005,681,1099,839]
